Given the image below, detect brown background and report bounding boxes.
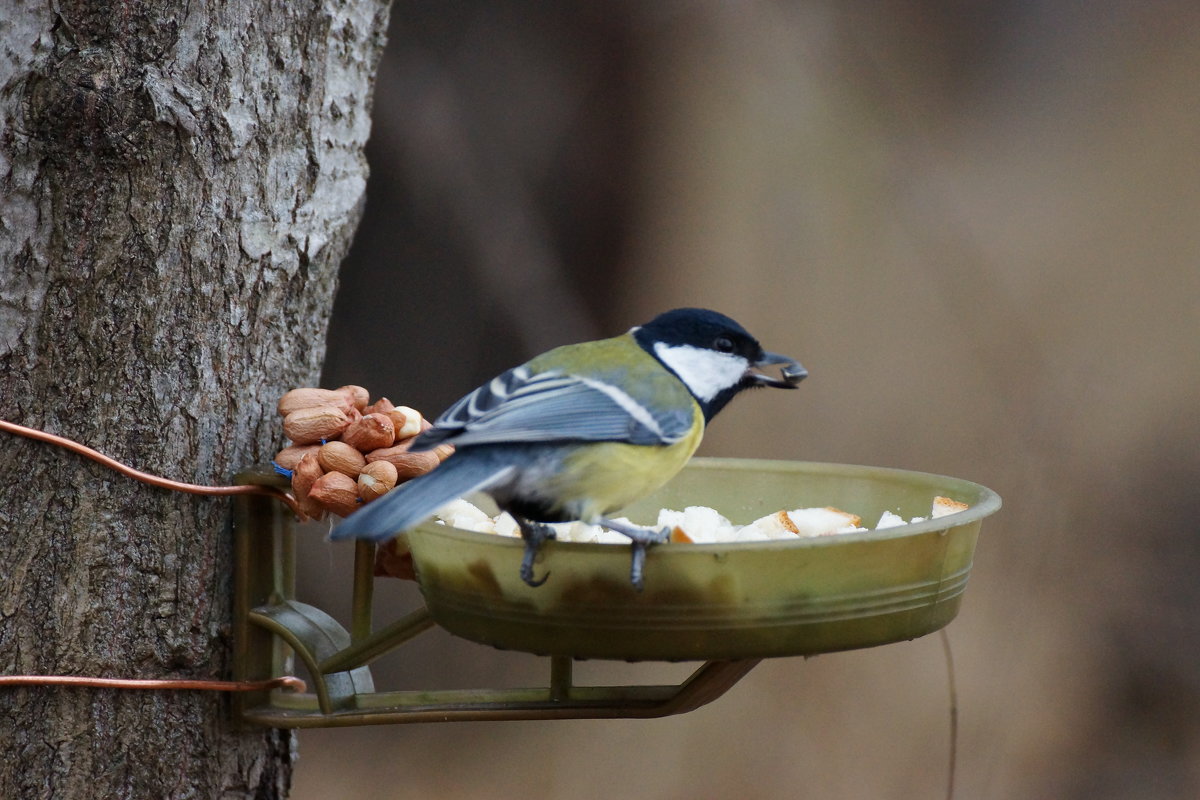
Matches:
[292,3,1200,797]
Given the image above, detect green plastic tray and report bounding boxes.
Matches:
[404,458,1000,661]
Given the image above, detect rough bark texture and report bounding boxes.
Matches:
[0,1,389,797]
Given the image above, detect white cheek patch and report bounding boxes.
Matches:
[653,343,748,401]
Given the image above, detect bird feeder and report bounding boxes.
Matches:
[232,458,1000,727]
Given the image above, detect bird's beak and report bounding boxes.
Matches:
[749,351,807,388]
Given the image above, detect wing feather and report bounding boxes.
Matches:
[413,366,694,449]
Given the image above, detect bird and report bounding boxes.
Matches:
[331,307,807,589]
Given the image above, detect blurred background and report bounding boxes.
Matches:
[297,2,1200,797]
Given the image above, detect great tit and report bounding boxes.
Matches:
[331,307,807,588]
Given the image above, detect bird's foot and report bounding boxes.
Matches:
[597,517,671,545]
[597,517,671,591]
[516,518,557,587]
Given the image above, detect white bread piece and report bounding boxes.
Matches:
[551,520,629,544]
[737,510,800,540]
[742,507,863,539]
[657,506,737,544]
[931,496,969,519]
[434,499,497,533]
[493,512,521,537]
[787,507,862,537]
[465,497,961,544]
[547,520,589,542]
[596,529,633,544]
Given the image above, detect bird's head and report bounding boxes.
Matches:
[632,308,807,421]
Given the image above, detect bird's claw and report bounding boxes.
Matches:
[520,540,550,587]
[514,517,665,589]
[595,517,670,590]
[517,518,556,587]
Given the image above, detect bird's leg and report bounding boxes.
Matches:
[596,517,671,591]
[514,516,557,587]
[628,542,648,591]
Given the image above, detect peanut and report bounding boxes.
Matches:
[291,451,327,521]
[274,444,321,471]
[358,460,398,503]
[373,537,416,580]
[283,405,351,444]
[309,471,360,517]
[318,440,367,477]
[365,439,441,481]
[278,388,356,417]
[337,384,370,412]
[391,405,423,439]
[340,412,395,451]
[363,396,395,416]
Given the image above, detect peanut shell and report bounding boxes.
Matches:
[291,452,327,521]
[365,439,441,481]
[309,471,360,517]
[318,440,367,477]
[363,397,395,416]
[283,405,351,445]
[358,459,398,503]
[337,385,370,412]
[373,537,416,580]
[341,412,395,451]
[278,388,356,417]
[274,444,320,471]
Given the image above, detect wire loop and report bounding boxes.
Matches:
[0,675,306,692]
[0,418,300,514]
[0,418,306,696]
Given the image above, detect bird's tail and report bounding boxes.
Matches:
[330,457,513,542]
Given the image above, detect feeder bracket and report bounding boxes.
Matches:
[232,472,758,728]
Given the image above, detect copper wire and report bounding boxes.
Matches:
[0,420,309,696]
[0,675,306,693]
[0,418,300,515]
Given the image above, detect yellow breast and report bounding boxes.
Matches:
[550,407,704,521]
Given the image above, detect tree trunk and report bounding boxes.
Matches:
[0,1,389,797]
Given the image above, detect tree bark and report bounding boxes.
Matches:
[0,1,389,797]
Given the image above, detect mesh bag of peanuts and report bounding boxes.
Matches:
[272,385,452,521]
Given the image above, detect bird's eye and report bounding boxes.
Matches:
[713,336,735,353]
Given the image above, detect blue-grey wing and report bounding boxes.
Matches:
[414,366,694,449]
